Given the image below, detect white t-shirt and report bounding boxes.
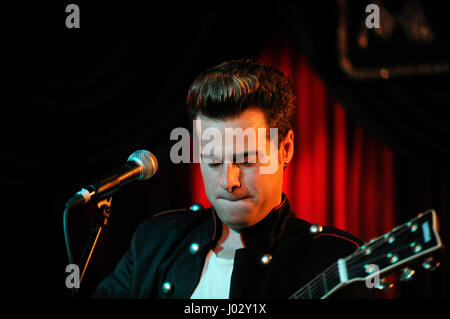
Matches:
[190,249,234,299]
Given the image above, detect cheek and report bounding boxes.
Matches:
[200,167,215,200]
[200,165,211,183]
[254,169,282,191]
[200,165,219,189]
[240,170,261,193]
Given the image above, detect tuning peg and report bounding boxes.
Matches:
[376,278,394,291]
[400,267,415,282]
[422,256,440,271]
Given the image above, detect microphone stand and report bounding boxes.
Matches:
[78,197,112,291]
[65,196,112,298]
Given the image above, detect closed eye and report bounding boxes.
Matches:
[237,160,255,167]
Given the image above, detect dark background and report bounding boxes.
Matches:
[1,1,447,299]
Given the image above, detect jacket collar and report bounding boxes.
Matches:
[209,193,293,250]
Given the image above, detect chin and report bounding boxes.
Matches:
[214,202,254,229]
[223,216,252,231]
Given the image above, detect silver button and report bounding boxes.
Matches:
[309,224,323,234]
[260,254,272,265]
[162,282,173,295]
[189,242,200,255]
[189,203,203,211]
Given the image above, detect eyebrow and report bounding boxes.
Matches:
[201,151,258,162]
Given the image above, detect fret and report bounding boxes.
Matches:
[322,272,328,294]
[326,266,341,296]
[288,210,443,299]
[310,274,325,298]
[289,262,341,299]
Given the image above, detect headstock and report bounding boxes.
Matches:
[343,209,443,286]
[288,209,444,299]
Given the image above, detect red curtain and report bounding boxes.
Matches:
[189,40,397,243]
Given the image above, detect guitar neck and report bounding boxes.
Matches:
[289,262,342,299]
[288,210,443,299]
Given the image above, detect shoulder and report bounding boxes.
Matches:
[311,225,363,249]
[133,204,211,241]
[286,216,363,256]
[308,225,363,262]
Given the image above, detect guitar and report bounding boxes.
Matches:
[288,209,444,299]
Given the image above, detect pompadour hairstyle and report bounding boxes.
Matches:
[186,59,296,144]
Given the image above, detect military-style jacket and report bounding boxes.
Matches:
[93,195,374,299]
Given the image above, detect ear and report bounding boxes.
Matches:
[280,129,294,165]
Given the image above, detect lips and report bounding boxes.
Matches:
[218,195,251,202]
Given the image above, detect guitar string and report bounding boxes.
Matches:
[346,244,420,275]
[288,266,336,298]
[289,263,340,299]
[290,224,423,299]
[345,224,421,270]
[297,248,392,299]
[309,243,420,298]
[293,270,340,299]
[331,226,426,295]
[289,239,387,299]
[350,217,426,265]
[291,248,399,299]
[290,233,395,299]
[303,243,431,299]
[290,218,430,299]
[341,220,419,268]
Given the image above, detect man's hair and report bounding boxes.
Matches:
[186,59,296,144]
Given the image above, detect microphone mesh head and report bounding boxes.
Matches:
[128,150,158,180]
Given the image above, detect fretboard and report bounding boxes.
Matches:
[288,262,341,299]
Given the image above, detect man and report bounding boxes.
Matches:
[93,59,375,299]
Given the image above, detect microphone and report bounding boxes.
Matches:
[66,150,158,208]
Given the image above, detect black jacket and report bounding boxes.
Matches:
[93,195,375,299]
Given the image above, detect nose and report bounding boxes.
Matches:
[219,163,240,193]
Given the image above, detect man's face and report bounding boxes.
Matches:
[195,107,293,231]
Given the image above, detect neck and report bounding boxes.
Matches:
[213,223,244,259]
